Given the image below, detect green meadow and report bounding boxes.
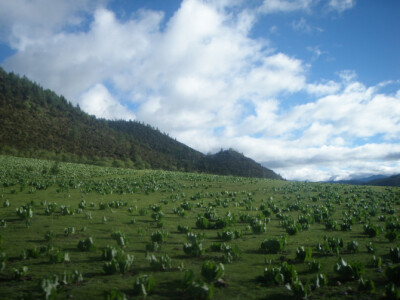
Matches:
[0,155,399,299]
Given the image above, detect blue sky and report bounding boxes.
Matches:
[0,0,399,181]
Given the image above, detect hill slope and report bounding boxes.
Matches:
[0,67,282,179]
[367,174,400,187]
[323,174,400,187]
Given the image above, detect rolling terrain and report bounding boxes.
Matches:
[0,67,281,180]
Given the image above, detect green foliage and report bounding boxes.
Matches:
[1,155,400,299]
[386,230,399,242]
[201,260,224,283]
[260,236,286,254]
[147,253,172,271]
[334,257,365,281]
[0,250,8,272]
[48,249,70,264]
[363,223,380,237]
[296,246,312,262]
[250,219,267,234]
[16,204,33,220]
[370,255,382,268]
[183,241,204,257]
[103,289,127,300]
[151,230,168,243]
[346,240,359,253]
[316,236,343,255]
[217,229,242,241]
[263,267,284,286]
[133,275,155,297]
[308,260,321,273]
[103,253,134,275]
[40,278,58,300]
[77,237,95,251]
[177,225,192,233]
[386,283,400,300]
[186,281,214,300]
[286,279,312,300]
[386,265,400,284]
[389,247,400,263]
[111,231,128,248]
[13,266,28,280]
[358,277,376,294]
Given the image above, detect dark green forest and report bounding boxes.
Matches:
[0,67,282,179]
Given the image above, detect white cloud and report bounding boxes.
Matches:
[259,0,316,14]
[328,0,356,13]
[306,80,341,95]
[0,0,106,49]
[292,17,312,33]
[80,84,135,120]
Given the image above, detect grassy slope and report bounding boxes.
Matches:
[0,155,399,299]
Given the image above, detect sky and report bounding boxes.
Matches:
[0,0,399,181]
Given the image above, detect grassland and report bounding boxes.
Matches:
[0,155,399,299]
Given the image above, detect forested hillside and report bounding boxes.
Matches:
[0,67,282,179]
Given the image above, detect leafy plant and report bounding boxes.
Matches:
[358,277,376,294]
[313,273,328,289]
[363,223,380,237]
[111,231,128,248]
[147,253,172,271]
[296,246,312,262]
[365,241,375,253]
[386,264,400,284]
[334,257,364,281]
[40,278,58,300]
[103,289,127,300]
[385,283,400,300]
[260,236,286,254]
[13,266,28,280]
[201,260,224,283]
[346,240,359,253]
[286,279,312,300]
[133,275,155,297]
[146,241,160,252]
[308,260,321,273]
[177,225,192,233]
[386,230,399,242]
[44,230,55,242]
[263,267,284,286]
[103,253,133,274]
[389,247,400,263]
[183,241,204,257]
[77,237,95,251]
[370,255,382,268]
[186,281,214,300]
[48,249,70,264]
[151,230,168,244]
[0,250,7,272]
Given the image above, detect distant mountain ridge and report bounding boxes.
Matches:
[323,174,400,187]
[0,67,282,180]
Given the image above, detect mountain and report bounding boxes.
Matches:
[0,67,282,180]
[323,174,400,187]
[367,174,400,187]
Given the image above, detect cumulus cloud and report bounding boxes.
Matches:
[80,84,135,120]
[1,0,398,181]
[0,0,106,49]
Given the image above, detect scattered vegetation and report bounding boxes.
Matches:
[0,155,399,299]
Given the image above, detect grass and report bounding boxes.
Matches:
[0,155,399,299]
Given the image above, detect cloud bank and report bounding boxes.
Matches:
[1,0,399,181]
